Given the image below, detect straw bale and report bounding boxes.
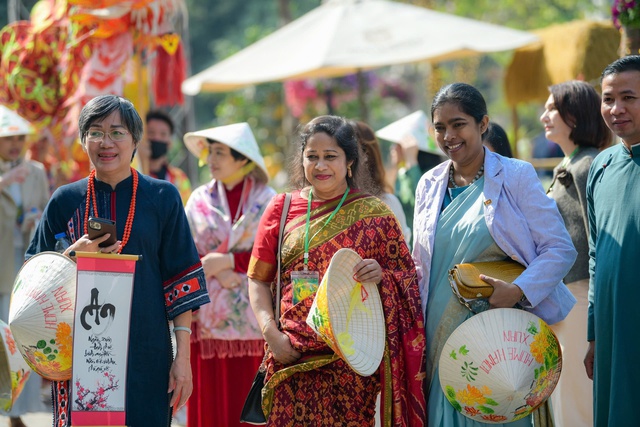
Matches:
[505,20,620,106]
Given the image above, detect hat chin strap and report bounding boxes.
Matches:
[221,162,256,185]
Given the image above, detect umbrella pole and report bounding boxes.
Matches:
[325,86,334,115]
[356,69,369,122]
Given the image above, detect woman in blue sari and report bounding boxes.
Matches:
[412,83,577,426]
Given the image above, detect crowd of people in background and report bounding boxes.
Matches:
[1,54,639,427]
[0,106,48,427]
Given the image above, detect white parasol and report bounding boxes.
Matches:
[307,248,385,376]
[0,319,31,411]
[439,308,562,423]
[182,0,538,95]
[9,252,76,381]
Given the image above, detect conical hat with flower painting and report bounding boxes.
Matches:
[306,248,385,376]
[9,252,76,381]
[439,308,562,424]
[0,319,31,412]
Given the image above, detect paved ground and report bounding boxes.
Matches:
[0,395,186,427]
[0,412,186,427]
[0,412,52,426]
[0,380,186,427]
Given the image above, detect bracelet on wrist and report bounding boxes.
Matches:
[173,326,192,335]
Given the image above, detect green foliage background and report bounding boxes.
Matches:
[0,0,611,186]
[183,0,607,185]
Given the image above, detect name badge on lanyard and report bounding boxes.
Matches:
[291,270,320,305]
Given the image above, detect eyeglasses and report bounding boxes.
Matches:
[85,129,131,142]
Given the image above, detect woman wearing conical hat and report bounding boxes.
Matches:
[182,123,276,427]
[0,105,49,426]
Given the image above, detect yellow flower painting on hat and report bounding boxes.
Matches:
[439,309,562,423]
[21,321,73,381]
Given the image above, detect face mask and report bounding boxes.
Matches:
[149,140,169,159]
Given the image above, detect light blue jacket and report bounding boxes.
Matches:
[412,148,577,325]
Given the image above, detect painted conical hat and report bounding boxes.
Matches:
[183,122,269,183]
[439,308,562,424]
[375,110,440,154]
[0,319,31,412]
[9,252,76,381]
[306,248,385,376]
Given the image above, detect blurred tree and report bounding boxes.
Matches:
[193,0,608,182]
[185,0,319,188]
[3,0,611,171]
[434,0,600,30]
[418,0,609,153]
[184,0,319,130]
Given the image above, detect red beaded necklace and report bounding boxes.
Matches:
[84,167,138,254]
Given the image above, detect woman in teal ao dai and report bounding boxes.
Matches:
[412,83,577,426]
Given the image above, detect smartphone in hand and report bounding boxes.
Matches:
[87,217,118,248]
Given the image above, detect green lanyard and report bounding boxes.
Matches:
[304,186,350,270]
[560,146,580,168]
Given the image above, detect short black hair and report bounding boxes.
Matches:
[145,110,174,134]
[78,95,143,145]
[601,55,640,80]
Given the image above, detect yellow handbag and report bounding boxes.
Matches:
[448,259,525,300]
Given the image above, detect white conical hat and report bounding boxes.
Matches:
[375,110,440,154]
[0,106,33,138]
[9,252,76,381]
[306,248,385,377]
[183,122,269,183]
[439,308,562,423]
[0,319,31,412]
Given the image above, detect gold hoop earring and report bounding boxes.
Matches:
[348,166,352,178]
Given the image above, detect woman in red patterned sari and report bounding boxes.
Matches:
[248,116,426,426]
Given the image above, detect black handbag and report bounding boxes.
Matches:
[239,369,267,424]
[239,193,291,425]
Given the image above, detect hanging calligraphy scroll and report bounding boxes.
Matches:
[71,252,139,426]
